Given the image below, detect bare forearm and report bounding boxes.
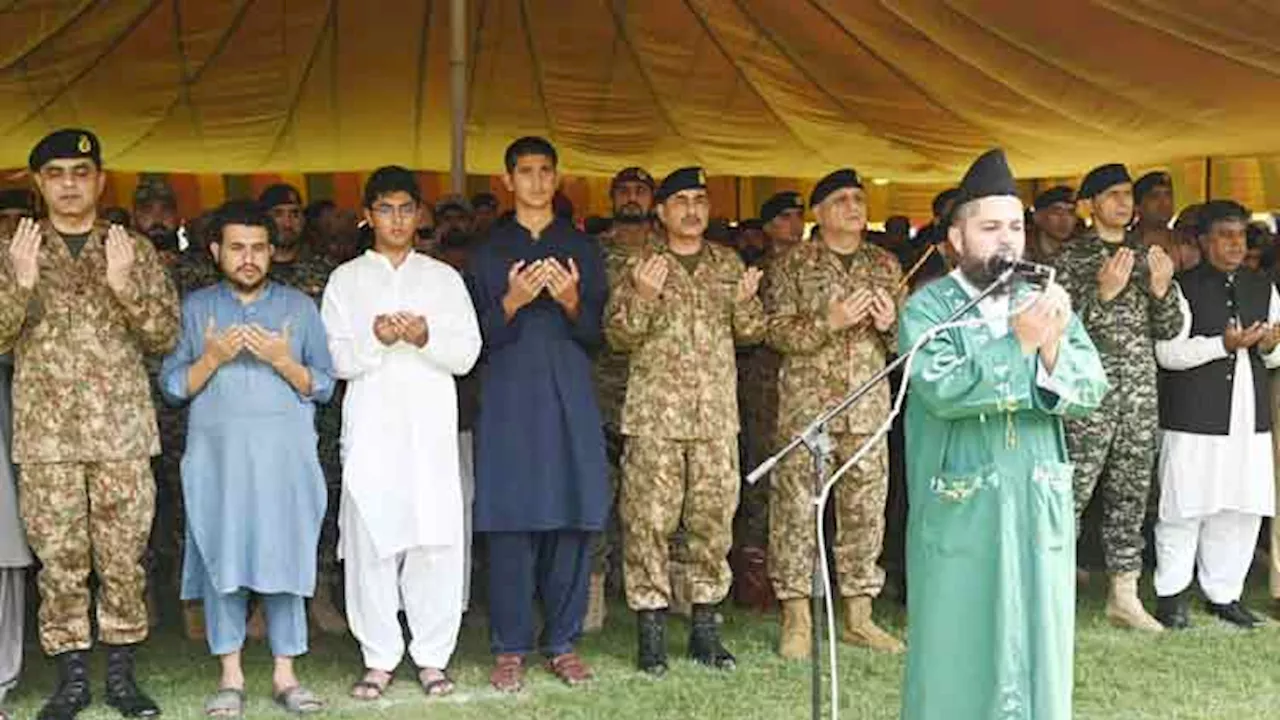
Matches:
[186,353,221,396]
[273,356,313,396]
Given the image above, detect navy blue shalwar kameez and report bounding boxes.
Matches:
[468,217,609,656]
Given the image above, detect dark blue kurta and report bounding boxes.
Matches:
[468,217,609,532]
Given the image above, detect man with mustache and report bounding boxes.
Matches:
[1053,163,1182,632]
[900,149,1108,720]
[160,200,333,716]
[606,167,765,676]
[0,129,179,720]
[588,166,657,632]
[763,168,904,658]
[1153,200,1280,630]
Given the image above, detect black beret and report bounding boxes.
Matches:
[470,192,498,210]
[1133,171,1172,203]
[28,128,102,171]
[1079,164,1131,200]
[1198,199,1250,234]
[611,166,655,192]
[738,218,764,231]
[259,183,302,209]
[809,169,864,209]
[952,149,1019,218]
[656,167,707,203]
[761,191,804,223]
[0,189,34,213]
[1033,185,1076,211]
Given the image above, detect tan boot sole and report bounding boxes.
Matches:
[841,629,906,654]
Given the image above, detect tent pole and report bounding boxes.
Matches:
[450,0,467,194]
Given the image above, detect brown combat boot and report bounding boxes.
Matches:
[840,596,905,654]
[778,598,812,660]
[1105,571,1164,632]
[583,572,607,633]
[182,601,206,641]
[310,583,348,635]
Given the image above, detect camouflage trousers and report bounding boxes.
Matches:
[591,426,624,580]
[1066,388,1158,574]
[19,459,155,655]
[148,403,186,605]
[620,436,739,611]
[769,432,888,600]
[316,389,344,585]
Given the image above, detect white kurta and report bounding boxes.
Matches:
[321,250,482,559]
[1154,286,1280,521]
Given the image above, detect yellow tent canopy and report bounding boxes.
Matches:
[2,1,1280,181]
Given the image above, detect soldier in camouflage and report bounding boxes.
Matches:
[2,129,179,720]
[605,167,765,676]
[587,166,657,632]
[763,169,905,657]
[258,184,348,637]
[1053,163,1182,632]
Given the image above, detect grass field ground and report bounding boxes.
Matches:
[8,574,1280,719]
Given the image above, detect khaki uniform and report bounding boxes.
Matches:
[0,220,179,653]
[763,240,901,600]
[605,241,765,610]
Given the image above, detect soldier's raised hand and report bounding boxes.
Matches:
[735,266,763,303]
[828,288,872,331]
[633,255,669,302]
[105,224,137,294]
[8,217,42,290]
[1147,245,1175,299]
[868,287,897,332]
[1096,247,1135,303]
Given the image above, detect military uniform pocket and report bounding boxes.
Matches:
[1030,460,1074,552]
[921,464,999,557]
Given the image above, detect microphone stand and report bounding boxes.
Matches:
[746,267,1021,720]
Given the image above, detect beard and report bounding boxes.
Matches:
[614,203,648,223]
[227,266,266,293]
[958,244,1018,289]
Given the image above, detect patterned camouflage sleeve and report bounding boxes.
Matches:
[879,255,906,353]
[1146,281,1185,342]
[1053,250,1110,341]
[763,253,833,355]
[0,239,32,353]
[603,257,659,352]
[112,234,181,355]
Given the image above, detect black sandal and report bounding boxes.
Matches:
[418,667,456,697]
[350,670,394,700]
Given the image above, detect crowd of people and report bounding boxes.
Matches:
[0,127,1276,720]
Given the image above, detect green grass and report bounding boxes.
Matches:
[8,574,1280,719]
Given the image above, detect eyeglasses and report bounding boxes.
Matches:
[372,203,419,220]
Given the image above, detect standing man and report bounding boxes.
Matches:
[322,167,481,700]
[160,200,333,715]
[764,169,904,658]
[1053,163,1182,632]
[1153,200,1279,630]
[1029,186,1077,264]
[260,183,347,636]
[468,137,609,692]
[761,191,805,255]
[471,193,500,237]
[1134,172,1178,263]
[900,149,1109,720]
[606,167,766,676]
[0,129,179,720]
[588,166,656,632]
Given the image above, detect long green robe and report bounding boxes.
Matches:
[899,275,1109,720]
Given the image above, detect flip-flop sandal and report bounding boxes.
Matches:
[350,672,394,701]
[274,685,325,715]
[204,687,245,718]
[418,668,456,697]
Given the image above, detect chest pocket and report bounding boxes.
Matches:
[1030,461,1074,552]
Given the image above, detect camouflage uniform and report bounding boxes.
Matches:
[763,240,902,600]
[605,242,766,610]
[268,253,343,587]
[1054,231,1183,572]
[0,220,179,654]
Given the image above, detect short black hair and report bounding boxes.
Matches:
[305,199,336,224]
[504,136,558,173]
[211,199,279,247]
[363,166,422,209]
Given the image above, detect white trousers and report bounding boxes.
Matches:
[344,505,464,671]
[1155,510,1262,604]
[459,431,474,610]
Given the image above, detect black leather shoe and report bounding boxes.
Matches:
[37,650,91,720]
[103,645,161,718]
[1155,593,1190,630]
[1207,601,1261,629]
[637,609,668,677]
[687,604,735,670]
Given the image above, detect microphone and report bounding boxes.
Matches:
[987,253,1056,284]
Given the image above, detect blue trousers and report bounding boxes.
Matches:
[203,591,307,658]
[486,530,590,656]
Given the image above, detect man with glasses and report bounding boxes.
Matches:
[322,166,481,700]
[0,129,179,720]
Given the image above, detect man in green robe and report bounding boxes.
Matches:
[899,149,1109,720]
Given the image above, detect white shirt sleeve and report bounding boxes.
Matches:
[417,266,482,376]
[1155,286,1230,371]
[320,268,386,380]
[1262,286,1280,369]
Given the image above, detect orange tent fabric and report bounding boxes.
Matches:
[4,1,1280,182]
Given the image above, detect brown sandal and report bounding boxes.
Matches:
[418,667,455,697]
[489,653,525,693]
[350,669,394,700]
[546,652,594,686]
